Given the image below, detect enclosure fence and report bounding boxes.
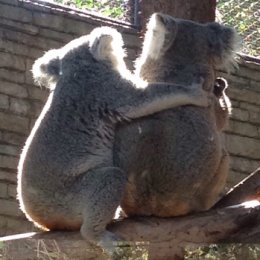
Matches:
[52,0,259,58]
[217,0,260,57]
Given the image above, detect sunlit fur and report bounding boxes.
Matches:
[135,13,169,78]
[19,25,210,252]
[135,13,239,78]
[32,27,134,89]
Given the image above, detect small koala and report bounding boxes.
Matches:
[214,77,228,98]
[114,13,237,217]
[17,26,210,250]
[213,77,232,130]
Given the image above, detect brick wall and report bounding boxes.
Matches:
[220,61,260,188]
[0,0,140,236]
[0,0,259,236]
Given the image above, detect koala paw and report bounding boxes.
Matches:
[98,231,136,260]
[190,78,213,107]
[190,77,205,90]
[98,231,122,257]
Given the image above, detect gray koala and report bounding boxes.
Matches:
[17,26,210,250]
[114,13,236,218]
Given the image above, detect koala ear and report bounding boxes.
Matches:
[89,27,125,60]
[153,13,178,34]
[142,13,178,60]
[207,23,239,70]
[89,33,113,61]
[88,27,126,72]
[32,49,60,88]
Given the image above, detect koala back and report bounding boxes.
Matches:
[17,26,135,231]
[115,105,222,216]
[114,13,236,217]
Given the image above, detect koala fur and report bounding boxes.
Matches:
[114,13,236,217]
[17,26,210,248]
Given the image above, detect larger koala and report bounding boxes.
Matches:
[114,13,236,217]
[17,26,210,249]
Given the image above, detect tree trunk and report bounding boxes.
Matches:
[138,0,216,30]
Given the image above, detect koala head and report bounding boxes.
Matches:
[136,13,239,90]
[32,27,127,89]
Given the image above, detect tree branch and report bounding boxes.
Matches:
[214,168,260,209]
[1,204,260,260]
[2,169,260,259]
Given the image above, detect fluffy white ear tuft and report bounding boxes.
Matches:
[207,23,240,72]
[88,27,127,72]
[142,13,178,60]
[135,13,178,76]
[32,49,60,89]
[142,13,169,61]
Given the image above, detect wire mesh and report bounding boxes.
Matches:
[53,0,135,24]
[217,0,260,57]
[52,0,259,57]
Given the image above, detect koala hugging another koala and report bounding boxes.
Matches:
[17,25,211,250]
[115,14,236,218]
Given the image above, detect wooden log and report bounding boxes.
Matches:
[214,168,260,208]
[1,203,260,260]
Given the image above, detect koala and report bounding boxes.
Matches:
[17,26,210,250]
[114,13,236,217]
[214,77,232,130]
[214,77,228,98]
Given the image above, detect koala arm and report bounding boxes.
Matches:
[119,81,211,120]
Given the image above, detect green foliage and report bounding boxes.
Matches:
[53,0,126,20]
[185,244,260,260]
[54,0,259,57]
[112,241,149,260]
[217,0,260,57]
